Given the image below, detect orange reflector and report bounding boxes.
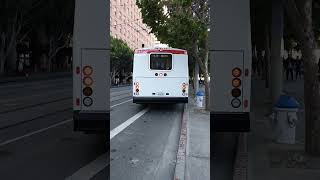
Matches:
[232,68,242,77]
[232,78,241,87]
[83,77,93,86]
[83,66,93,76]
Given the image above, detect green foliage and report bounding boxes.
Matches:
[111,36,134,73]
[136,0,209,62]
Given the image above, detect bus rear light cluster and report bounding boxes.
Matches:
[82,65,93,107]
[182,83,187,93]
[231,67,242,108]
[134,82,140,95]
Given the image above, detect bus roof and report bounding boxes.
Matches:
[134,47,187,55]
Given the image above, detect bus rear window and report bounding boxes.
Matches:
[150,54,172,70]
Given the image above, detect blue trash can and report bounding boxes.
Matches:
[196,91,205,107]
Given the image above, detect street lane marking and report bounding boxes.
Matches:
[111,99,132,108]
[65,153,107,180]
[0,119,72,147]
[110,107,149,139]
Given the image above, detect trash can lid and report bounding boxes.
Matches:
[274,95,299,108]
[196,91,205,96]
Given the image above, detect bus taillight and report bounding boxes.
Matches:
[76,66,80,74]
[231,67,242,108]
[83,66,93,76]
[76,98,80,106]
[182,83,187,93]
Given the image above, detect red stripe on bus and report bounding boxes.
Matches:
[135,49,187,54]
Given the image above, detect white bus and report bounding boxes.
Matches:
[132,47,189,103]
[73,0,109,133]
[209,0,251,132]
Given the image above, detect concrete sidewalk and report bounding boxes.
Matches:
[185,97,210,180]
[248,79,320,180]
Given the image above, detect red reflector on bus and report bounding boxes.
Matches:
[76,98,80,106]
[245,69,249,76]
[76,67,80,74]
[244,99,249,108]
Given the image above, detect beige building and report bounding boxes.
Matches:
[110,0,157,50]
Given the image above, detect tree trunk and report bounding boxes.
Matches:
[0,33,6,75]
[285,0,320,156]
[194,60,200,94]
[264,25,271,89]
[299,0,320,156]
[192,37,210,110]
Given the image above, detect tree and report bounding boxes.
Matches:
[136,0,211,109]
[284,0,320,155]
[110,36,133,83]
[0,0,40,74]
[0,0,75,74]
[31,0,74,72]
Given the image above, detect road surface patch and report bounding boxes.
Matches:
[110,107,149,139]
[64,153,108,180]
[0,119,72,147]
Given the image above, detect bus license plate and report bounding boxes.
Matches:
[157,92,164,96]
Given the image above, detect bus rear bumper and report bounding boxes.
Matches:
[133,97,188,104]
[73,111,109,134]
[210,112,250,132]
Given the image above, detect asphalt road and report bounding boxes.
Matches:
[109,84,184,180]
[0,77,106,180]
[0,77,184,180]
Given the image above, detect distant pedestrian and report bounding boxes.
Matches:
[115,75,120,86]
[295,56,302,79]
[283,57,289,80]
[24,54,31,79]
[252,55,258,76]
[18,54,24,73]
[286,56,294,80]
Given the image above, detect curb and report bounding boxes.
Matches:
[233,133,248,180]
[173,103,188,180]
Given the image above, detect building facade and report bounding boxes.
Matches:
[110,0,157,50]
